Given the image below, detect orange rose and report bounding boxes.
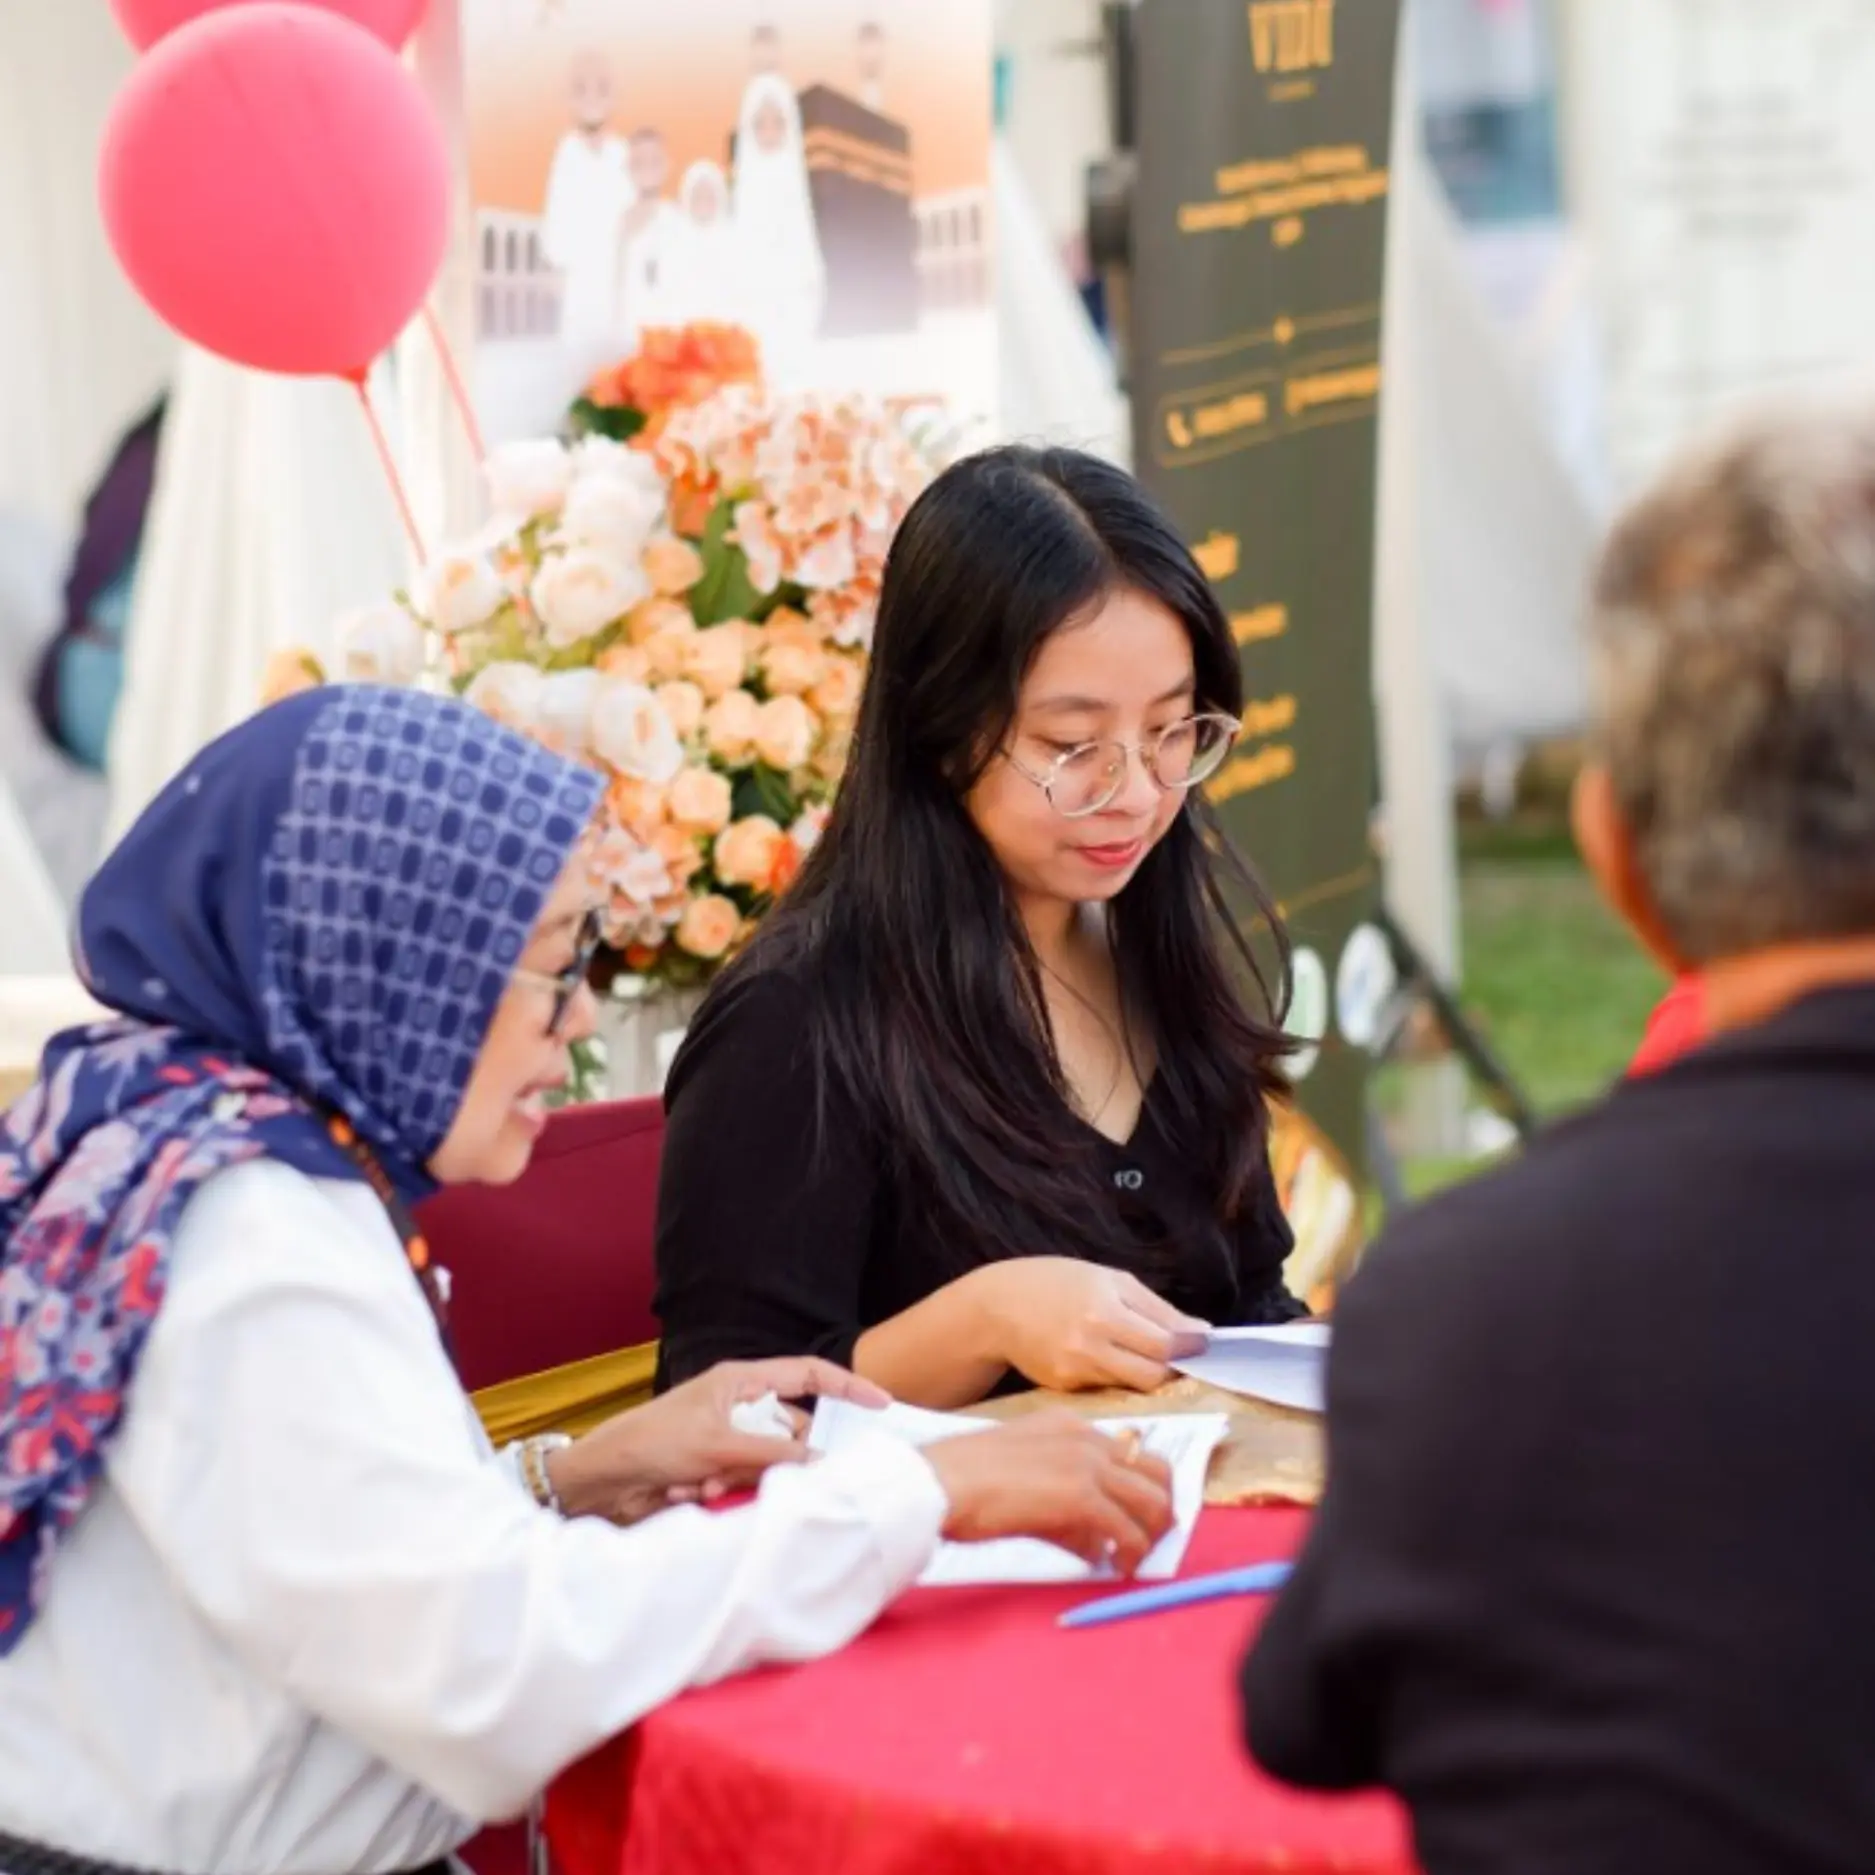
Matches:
[642,535,705,596]
[654,679,706,740]
[676,893,741,961]
[626,596,695,646]
[643,629,695,683]
[667,765,735,836]
[713,815,787,891]
[807,656,865,723]
[753,695,818,772]
[597,643,652,684]
[702,689,760,765]
[684,623,751,701]
[760,636,828,698]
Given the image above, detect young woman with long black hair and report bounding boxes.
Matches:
[654,445,1305,1408]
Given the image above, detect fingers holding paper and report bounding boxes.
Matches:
[921,1412,1177,1577]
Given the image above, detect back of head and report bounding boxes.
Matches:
[1590,407,1875,964]
[748,444,1289,1270]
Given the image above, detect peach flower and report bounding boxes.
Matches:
[713,815,787,890]
[607,777,669,843]
[643,629,696,683]
[597,643,652,684]
[676,893,741,960]
[759,635,827,698]
[667,765,734,836]
[702,689,760,765]
[684,623,751,701]
[762,610,821,651]
[259,647,324,707]
[808,657,864,723]
[753,695,818,772]
[654,679,706,739]
[642,534,706,596]
[626,596,696,646]
[651,822,706,887]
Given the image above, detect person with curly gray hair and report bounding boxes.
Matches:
[1242,405,1875,1875]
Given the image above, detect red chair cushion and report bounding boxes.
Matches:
[417,1097,664,1393]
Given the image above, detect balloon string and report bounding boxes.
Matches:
[423,305,488,467]
[351,375,428,567]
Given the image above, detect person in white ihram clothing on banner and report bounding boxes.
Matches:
[615,127,686,349]
[731,71,826,388]
[666,161,746,329]
[541,49,629,381]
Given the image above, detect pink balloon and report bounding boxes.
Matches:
[99,5,451,380]
[110,0,427,54]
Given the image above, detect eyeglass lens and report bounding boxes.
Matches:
[1051,717,1235,816]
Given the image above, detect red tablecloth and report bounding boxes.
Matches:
[548,1507,1412,1875]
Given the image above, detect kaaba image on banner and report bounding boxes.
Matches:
[797,83,919,337]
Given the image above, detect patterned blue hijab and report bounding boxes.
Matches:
[0,685,603,1652]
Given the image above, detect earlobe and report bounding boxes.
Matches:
[1571,762,1687,974]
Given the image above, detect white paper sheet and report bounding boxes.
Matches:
[808,1398,1227,1586]
[1170,1321,1330,1414]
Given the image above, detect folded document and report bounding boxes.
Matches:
[1170,1320,1329,1414]
[808,1397,1226,1586]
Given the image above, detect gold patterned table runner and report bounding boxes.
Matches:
[975,1376,1323,1507]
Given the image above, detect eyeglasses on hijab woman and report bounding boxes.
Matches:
[0,685,1171,1875]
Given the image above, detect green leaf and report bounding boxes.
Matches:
[730,764,798,826]
[568,397,647,444]
[745,579,811,626]
[690,499,765,626]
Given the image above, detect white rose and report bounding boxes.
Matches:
[574,435,666,497]
[531,549,650,650]
[557,477,664,563]
[485,438,573,519]
[591,679,685,785]
[337,602,427,686]
[413,551,505,638]
[790,805,831,855]
[465,661,545,735]
[537,669,600,757]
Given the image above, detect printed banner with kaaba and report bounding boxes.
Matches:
[461,0,995,447]
[1130,0,1402,1294]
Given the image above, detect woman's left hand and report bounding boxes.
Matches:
[545,1358,889,1526]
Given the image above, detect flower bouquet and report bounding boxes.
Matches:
[382,383,936,1012]
[568,322,763,446]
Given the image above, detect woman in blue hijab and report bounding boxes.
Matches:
[0,684,1171,1874]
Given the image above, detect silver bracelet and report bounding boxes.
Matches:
[519,1433,573,1516]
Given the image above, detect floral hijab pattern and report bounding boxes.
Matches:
[0,685,602,1653]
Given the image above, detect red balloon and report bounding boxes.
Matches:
[110,0,428,54]
[99,5,451,380]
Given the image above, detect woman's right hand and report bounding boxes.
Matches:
[921,1412,1176,1574]
[971,1257,1210,1394]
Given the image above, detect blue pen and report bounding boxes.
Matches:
[1058,1561,1293,1630]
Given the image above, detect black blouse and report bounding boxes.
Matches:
[652,965,1304,1392]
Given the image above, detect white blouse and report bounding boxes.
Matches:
[0,1161,947,1873]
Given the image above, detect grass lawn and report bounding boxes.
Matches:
[1386,816,1668,1203]
[1456,818,1668,1118]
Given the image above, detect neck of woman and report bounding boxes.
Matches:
[1016,891,1083,977]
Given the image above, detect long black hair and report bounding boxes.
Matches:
[742,443,1292,1269]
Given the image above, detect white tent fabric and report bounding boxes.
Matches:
[992,138,1127,464]
[104,352,411,842]
[0,4,173,541]
[1388,111,1596,765]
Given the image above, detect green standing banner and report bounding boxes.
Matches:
[1129,0,1402,1290]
